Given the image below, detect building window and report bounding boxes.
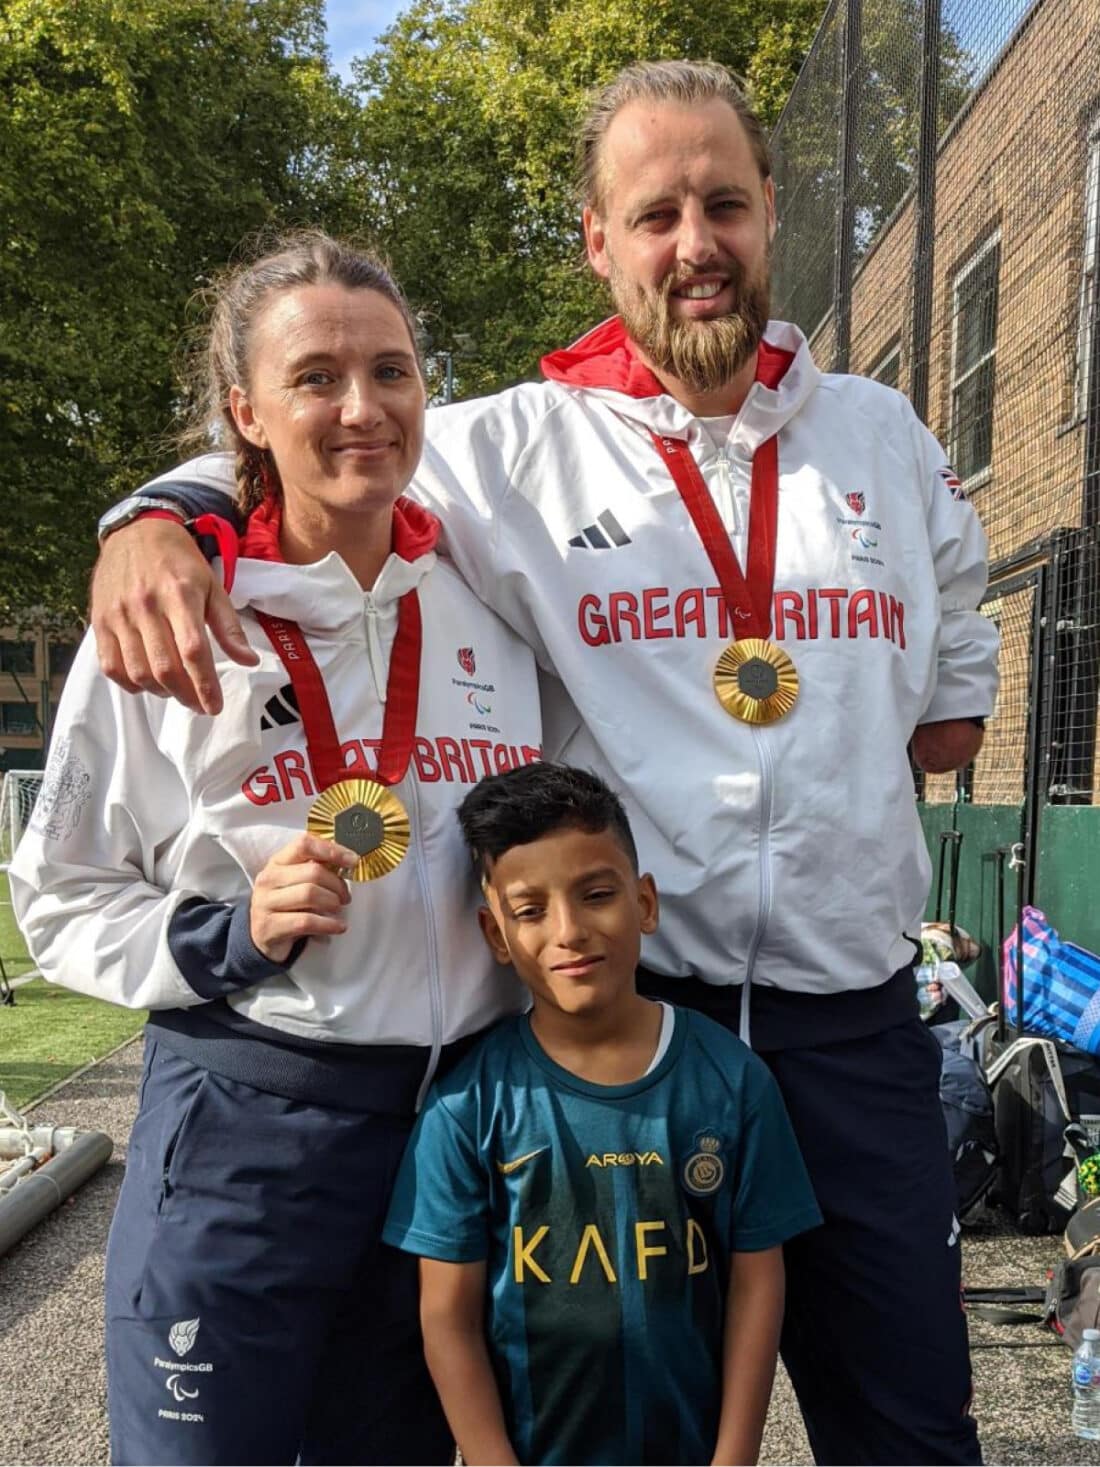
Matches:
[0,702,37,735]
[949,235,1001,484]
[48,642,77,678]
[0,640,35,675]
[1078,121,1100,423]
[870,344,901,389]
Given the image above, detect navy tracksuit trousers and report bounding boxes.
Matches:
[105,1038,452,1466]
[639,971,982,1466]
[767,1022,981,1466]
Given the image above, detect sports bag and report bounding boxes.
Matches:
[1043,1255,1100,1351]
[1003,907,1100,1056]
[1045,1203,1100,1350]
[931,1020,999,1217]
[967,1260,1100,1351]
[965,1191,1100,1347]
[987,1035,1100,1233]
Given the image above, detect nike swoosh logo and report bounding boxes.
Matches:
[496,1147,548,1175]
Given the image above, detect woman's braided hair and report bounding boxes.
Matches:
[178,230,419,516]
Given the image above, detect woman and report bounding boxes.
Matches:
[11,232,542,1466]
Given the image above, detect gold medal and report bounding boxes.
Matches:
[307,778,410,882]
[714,638,799,725]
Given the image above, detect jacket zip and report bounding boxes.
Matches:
[362,594,388,702]
[709,432,766,1040]
[715,451,736,534]
[741,728,775,1048]
[407,774,445,1110]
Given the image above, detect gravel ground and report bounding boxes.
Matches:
[1,1035,1098,1466]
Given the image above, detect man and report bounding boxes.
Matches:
[89,61,994,1463]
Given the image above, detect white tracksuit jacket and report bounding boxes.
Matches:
[12,500,540,1069]
[126,318,999,1019]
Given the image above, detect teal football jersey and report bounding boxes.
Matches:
[384,1007,821,1465]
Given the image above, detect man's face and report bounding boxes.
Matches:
[583,98,776,396]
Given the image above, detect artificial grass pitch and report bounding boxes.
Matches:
[1,879,145,1109]
[0,874,35,981]
[0,979,145,1110]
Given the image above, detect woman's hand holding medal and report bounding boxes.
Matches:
[249,833,358,963]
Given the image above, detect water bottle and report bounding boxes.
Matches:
[1072,1328,1100,1439]
[915,963,941,1021]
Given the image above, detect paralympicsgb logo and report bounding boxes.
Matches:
[169,1318,200,1357]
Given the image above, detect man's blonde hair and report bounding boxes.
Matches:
[578,59,771,213]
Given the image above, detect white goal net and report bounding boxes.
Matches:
[0,769,43,870]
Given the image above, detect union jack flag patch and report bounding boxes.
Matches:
[936,465,966,501]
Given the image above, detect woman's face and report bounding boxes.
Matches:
[230,283,425,519]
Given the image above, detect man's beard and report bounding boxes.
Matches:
[609,253,771,396]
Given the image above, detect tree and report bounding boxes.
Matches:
[767,0,974,334]
[343,0,824,399]
[0,0,353,622]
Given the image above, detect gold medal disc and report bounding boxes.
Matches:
[714,638,799,725]
[307,778,410,881]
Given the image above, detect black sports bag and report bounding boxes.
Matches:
[986,1035,1100,1234]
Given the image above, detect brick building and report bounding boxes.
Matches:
[0,627,79,772]
[770,0,1100,959]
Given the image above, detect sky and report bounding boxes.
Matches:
[323,0,1035,90]
[323,0,408,81]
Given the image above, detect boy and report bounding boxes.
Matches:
[383,765,821,1466]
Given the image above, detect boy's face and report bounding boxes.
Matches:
[478,825,658,1019]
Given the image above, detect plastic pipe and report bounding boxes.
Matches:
[0,1126,79,1158]
[0,1131,113,1257]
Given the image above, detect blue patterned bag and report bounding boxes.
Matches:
[1003,907,1100,1057]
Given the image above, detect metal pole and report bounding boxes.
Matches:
[946,828,962,935]
[1084,179,1100,530]
[994,846,1006,1041]
[1013,850,1026,1041]
[909,0,942,423]
[831,0,861,372]
[1061,207,1100,799]
[444,352,454,405]
[1023,562,1050,909]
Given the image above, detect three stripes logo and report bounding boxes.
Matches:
[260,682,300,731]
[568,509,632,551]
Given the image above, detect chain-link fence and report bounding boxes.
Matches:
[771,0,1100,827]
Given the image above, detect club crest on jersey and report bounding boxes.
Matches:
[845,492,866,516]
[936,466,966,501]
[682,1133,725,1196]
[457,647,476,676]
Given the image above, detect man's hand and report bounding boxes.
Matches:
[91,517,258,715]
[250,835,357,964]
[911,718,984,774]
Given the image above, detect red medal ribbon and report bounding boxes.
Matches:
[256,593,422,792]
[193,513,240,593]
[650,432,778,640]
[647,342,794,641]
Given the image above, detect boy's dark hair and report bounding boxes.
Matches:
[457,763,639,876]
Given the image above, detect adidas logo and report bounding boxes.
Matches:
[260,682,300,731]
[568,509,632,550]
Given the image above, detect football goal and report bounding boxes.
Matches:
[0,769,43,871]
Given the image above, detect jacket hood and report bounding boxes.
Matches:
[540,315,821,451]
[228,494,439,630]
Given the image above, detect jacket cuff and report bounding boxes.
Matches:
[137,481,245,530]
[168,896,306,1001]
